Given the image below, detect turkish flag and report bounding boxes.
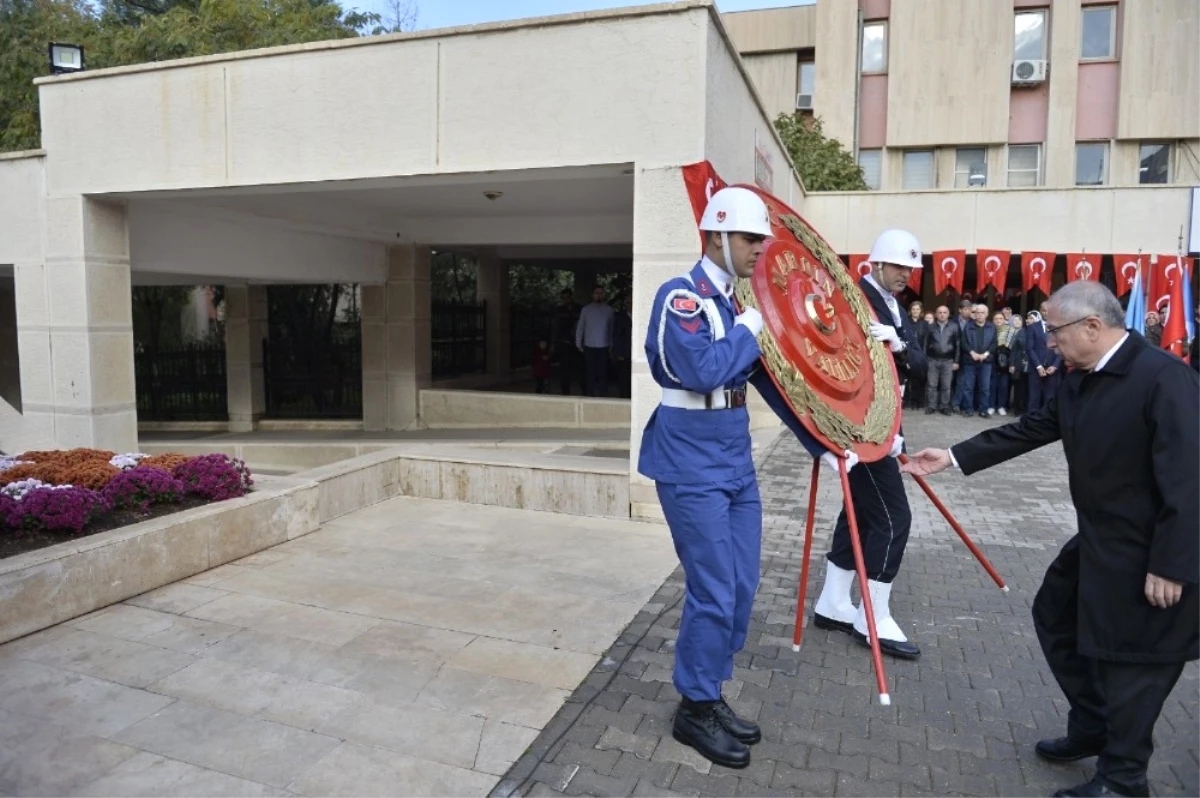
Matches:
[1021,251,1055,296]
[932,250,966,295]
[1066,253,1100,283]
[848,254,873,280]
[1161,262,1189,359]
[681,161,728,249]
[908,263,924,293]
[1112,253,1145,297]
[1148,255,1193,314]
[975,249,1010,295]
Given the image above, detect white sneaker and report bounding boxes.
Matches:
[986,408,995,416]
[998,408,1007,416]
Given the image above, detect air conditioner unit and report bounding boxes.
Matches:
[795,93,813,111]
[1012,59,1049,86]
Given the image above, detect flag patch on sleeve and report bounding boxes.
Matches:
[672,298,699,312]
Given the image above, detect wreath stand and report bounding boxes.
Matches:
[790,454,1010,705]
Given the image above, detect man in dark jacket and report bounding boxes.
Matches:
[902,281,1198,798]
[960,303,997,417]
[1027,306,1063,412]
[920,304,960,414]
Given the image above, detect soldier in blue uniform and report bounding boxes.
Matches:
[638,187,855,769]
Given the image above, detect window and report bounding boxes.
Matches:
[1080,6,1116,59]
[1014,10,1048,60]
[798,60,815,97]
[902,150,935,189]
[858,149,882,190]
[1139,142,1172,184]
[1007,144,1042,187]
[955,147,987,188]
[862,22,887,73]
[1075,142,1108,186]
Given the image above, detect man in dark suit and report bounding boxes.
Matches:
[1026,303,1062,413]
[812,229,928,660]
[903,281,1198,798]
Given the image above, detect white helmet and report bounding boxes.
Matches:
[699,187,773,238]
[867,228,923,270]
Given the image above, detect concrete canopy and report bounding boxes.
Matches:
[117,164,635,285]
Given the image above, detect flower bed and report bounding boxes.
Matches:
[0,448,253,560]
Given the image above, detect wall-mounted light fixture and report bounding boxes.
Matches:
[48,43,85,74]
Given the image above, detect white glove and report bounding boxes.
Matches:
[735,307,764,337]
[820,449,860,473]
[888,435,904,458]
[869,321,905,353]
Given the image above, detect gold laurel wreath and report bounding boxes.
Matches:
[735,213,897,449]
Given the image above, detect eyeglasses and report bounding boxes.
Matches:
[1044,316,1092,336]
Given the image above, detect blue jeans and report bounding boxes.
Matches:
[991,369,1011,411]
[961,361,993,414]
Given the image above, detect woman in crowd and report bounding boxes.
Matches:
[991,311,1018,415]
[1008,314,1028,416]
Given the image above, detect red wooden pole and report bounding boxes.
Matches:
[792,461,821,651]
[838,458,890,705]
[898,454,1009,592]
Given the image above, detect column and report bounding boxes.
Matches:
[224,285,268,432]
[362,244,431,431]
[15,197,137,451]
[0,277,21,411]
[476,250,511,375]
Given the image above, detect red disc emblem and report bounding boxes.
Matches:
[731,185,900,462]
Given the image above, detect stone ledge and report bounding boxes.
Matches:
[297,444,630,523]
[0,482,320,645]
[420,390,630,429]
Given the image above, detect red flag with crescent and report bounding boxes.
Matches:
[1021,251,1055,295]
[908,261,924,293]
[1148,255,1192,314]
[975,249,1009,294]
[1112,253,1145,297]
[932,250,965,295]
[1065,253,1100,283]
[1162,264,1189,359]
[681,161,728,248]
[848,254,873,280]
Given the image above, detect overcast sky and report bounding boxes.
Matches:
[349,0,812,31]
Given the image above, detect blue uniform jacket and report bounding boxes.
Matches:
[638,261,826,484]
[1025,319,1062,372]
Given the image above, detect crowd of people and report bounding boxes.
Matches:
[536,286,633,397]
[905,297,1071,419]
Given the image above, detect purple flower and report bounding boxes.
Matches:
[173,454,253,502]
[7,486,109,533]
[102,466,185,514]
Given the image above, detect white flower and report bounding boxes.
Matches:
[110,453,149,470]
[0,456,28,472]
[2,478,48,500]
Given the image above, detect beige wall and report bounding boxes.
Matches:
[743,53,797,122]
[722,5,816,53]
[1117,0,1200,141]
[813,0,859,149]
[37,7,711,196]
[1044,0,1082,188]
[886,0,1013,147]
[0,153,44,268]
[804,185,1193,255]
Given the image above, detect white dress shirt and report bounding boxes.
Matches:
[863,273,902,325]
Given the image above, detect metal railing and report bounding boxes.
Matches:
[135,343,228,421]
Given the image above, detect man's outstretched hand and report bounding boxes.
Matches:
[899,448,952,476]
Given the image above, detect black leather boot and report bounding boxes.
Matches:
[673,699,751,769]
[1052,775,1149,797]
[713,698,761,744]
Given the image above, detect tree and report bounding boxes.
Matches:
[0,0,410,153]
[773,113,869,192]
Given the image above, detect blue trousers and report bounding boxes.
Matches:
[960,361,993,414]
[657,474,761,702]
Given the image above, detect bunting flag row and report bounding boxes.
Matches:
[843,251,1195,301]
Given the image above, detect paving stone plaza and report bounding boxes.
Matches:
[499,412,1200,798]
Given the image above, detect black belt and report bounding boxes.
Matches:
[707,388,747,409]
